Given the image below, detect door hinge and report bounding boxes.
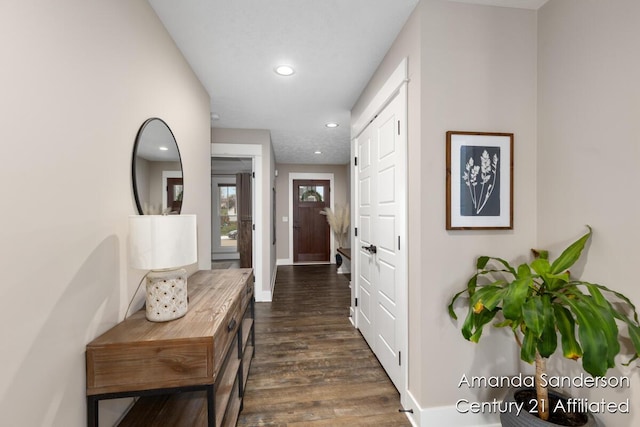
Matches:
[354,156,358,166]
[252,172,255,178]
[252,224,255,230]
[399,351,402,366]
[397,120,401,135]
[355,298,358,307]
[355,227,358,237]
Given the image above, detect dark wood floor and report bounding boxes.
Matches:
[237,265,410,426]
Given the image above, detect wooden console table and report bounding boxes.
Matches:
[85,269,255,426]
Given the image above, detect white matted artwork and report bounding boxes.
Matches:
[446,131,513,230]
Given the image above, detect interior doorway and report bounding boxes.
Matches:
[211,157,252,266]
[166,177,183,214]
[293,179,330,262]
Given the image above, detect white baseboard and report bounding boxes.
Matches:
[255,288,272,302]
[276,258,291,266]
[403,391,421,426]
[254,265,277,302]
[403,391,500,427]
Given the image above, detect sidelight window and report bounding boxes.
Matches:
[218,184,237,248]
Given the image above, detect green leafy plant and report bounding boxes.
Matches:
[448,226,640,421]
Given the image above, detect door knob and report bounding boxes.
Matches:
[361,244,377,254]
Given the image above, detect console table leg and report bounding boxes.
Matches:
[87,396,98,427]
[207,384,215,427]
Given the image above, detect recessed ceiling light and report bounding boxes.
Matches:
[314,150,322,155]
[275,65,295,76]
[159,146,169,151]
[325,122,339,128]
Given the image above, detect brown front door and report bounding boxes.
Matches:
[293,180,330,262]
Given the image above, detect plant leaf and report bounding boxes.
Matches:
[448,289,468,320]
[520,328,536,364]
[493,319,513,328]
[553,305,582,360]
[517,263,532,277]
[532,249,549,259]
[477,256,491,269]
[476,256,516,276]
[466,274,479,297]
[469,286,506,312]
[502,277,532,321]
[621,321,640,366]
[580,282,640,366]
[584,281,640,324]
[609,308,640,362]
[537,295,557,358]
[581,285,621,368]
[550,226,592,274]
[544,271,570,292]
[531,258,550,276]
[558,294,609,376]
[523,296,544,337]
[461,305,475,341]
[469,308,500,343]
[461,303,500,343]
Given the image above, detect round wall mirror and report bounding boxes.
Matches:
[132,118,183,215]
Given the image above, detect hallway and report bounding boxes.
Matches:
[237,265,410,426]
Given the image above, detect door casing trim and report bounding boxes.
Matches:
[350,57,409,408]
[211,143,268,301]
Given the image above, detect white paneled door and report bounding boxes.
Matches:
[356,122,374,345]
[355,88,407,392]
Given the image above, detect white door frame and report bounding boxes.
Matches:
[286,172,335,265]
[351,57,408,405]
[211,143,264,300]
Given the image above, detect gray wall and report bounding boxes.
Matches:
[538,1,640,425]
[1,1,211,425]
[352,0,538,422]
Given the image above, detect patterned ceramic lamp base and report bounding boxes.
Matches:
[145,268,188,322]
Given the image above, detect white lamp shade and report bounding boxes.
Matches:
[128,215,197,270]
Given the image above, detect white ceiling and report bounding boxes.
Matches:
[148,0,419,165]
[148,0,547,165]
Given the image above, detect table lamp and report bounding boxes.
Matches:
[128,214,197,322]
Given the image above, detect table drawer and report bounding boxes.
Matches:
[87,340,212,394]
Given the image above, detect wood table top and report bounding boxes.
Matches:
[87,268,253,346]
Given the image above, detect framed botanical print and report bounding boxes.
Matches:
[446,131,513,230]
